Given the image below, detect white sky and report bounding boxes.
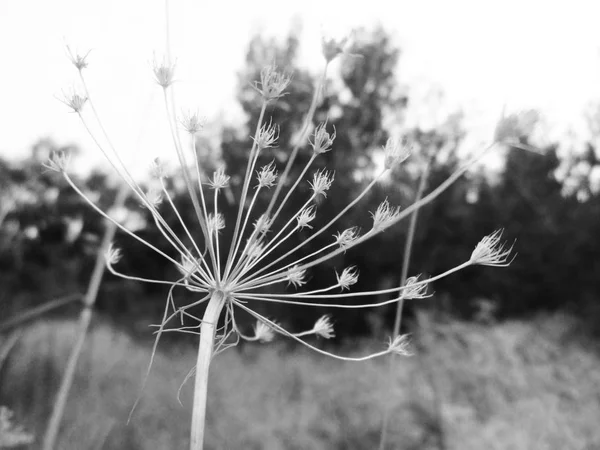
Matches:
[1,0,600,176]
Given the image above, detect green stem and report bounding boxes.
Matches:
[190,290,226,450]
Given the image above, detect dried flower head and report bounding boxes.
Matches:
[313,315,335,339]
[59,89,87,113]
[253,121,279,149]
[42,151,70,173]
[388,334,413,356]
[470,229,514,267]
[322,35,348,63]
[334,227,360,250]
[207,213,225,235]
[253,214,272,234]
[254,65,292,100]
[150,157,167,179]
[383,137,411,169]
[309,169,334,198]
[253,321,275,342]
[297,206,316,229]
[256,162,278,188]
[142,184,163,208]
[105,244,122,265]
[180,111,206,134]
[153,58,176,88]
[287,265,307,288]
[310,122,336,154]
[371,198,400,232]
[66,45,90,71]
[336,266,359,291]
[208,167,230,190]
[401,275,430,299]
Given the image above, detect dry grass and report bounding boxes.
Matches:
[0,312,598,449]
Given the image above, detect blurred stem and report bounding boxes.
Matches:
[190,290,226,450]
[378,156,431,450]
[416,311,447,450]
[42,186,128,450]
[0,293,81,334]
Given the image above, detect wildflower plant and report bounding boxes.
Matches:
[54,40,513,450]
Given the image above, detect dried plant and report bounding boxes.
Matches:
[53,38,513,450]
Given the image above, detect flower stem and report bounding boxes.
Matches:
[190,290,226,450]
[378,156,432,450]
[42,185,128,450]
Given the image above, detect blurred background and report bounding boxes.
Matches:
[1,1,600,449]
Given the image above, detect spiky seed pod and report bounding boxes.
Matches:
[256,163,278,189]
[208,167,230,190]
[336,266,359,291]
[180,111,205,135]
[383,137,411,169]
[207,213,225,235]
[333,227,360,250]
[105,244,122,265]
[388,334,413,356]
[286,266,307,288]
[253,321,275,342]
[313,315,335,339]
[60,90,87,113]
[371,199,400,232]
[153,58,176,88]
[254,65,291,101]
[297,206,316,229]
[310,122,336,154]
[66,46,90,71]
[253,122,279,149]
[43,151,70,173]
[309,169,334,198]
[470,229,514,267]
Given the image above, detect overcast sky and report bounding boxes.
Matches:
[1,0,600,175]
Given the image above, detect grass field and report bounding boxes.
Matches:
[1,312,599,449]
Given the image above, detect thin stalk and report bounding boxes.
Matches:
[190,290,226,450]
[222,103,267,280]
[0,293,81,333]
[378,156,432,450]
[42,185,128,450]
[246,143,496,286]
[246,171,387,283]
[265,64,328,216]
